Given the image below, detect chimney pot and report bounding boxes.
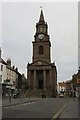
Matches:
[7,58,11,66]
[16,67,18,72]
[13,65,15,69]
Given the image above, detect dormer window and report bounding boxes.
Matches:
[1,65,3,71]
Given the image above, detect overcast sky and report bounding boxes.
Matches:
[0,2,78,82]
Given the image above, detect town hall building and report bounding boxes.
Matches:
[27,10,57,97]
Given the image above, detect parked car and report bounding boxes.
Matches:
[59,93,64,98]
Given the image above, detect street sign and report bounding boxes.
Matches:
[77,78,80,83]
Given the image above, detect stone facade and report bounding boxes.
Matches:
[27,10,57,97]
[58,82,66,94]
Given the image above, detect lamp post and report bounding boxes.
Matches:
[20,88,21,101]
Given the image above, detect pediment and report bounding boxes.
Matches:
[29,60,50,66]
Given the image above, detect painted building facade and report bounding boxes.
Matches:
[58,82,66,94]
[0,48,22,96]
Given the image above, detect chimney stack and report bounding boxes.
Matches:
[7,58,11,67]
[16,67,18,72]
[13,65,15,69]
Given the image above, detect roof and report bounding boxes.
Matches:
[39,10,45,22]
[59,82,66,87]
[66,80,72,84]
[28,59,55,67]
[6,65,17,72]
[0,58,7,65]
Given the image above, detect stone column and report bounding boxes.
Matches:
[50,70,54,97]
[34,70,37,89]
[28,70,31,89]
[50,70,52,89]
[43,70,46,89]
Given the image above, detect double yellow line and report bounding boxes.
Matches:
[51,103,67,120]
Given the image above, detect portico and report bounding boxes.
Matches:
[27,60,55,90]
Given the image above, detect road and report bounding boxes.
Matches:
[2,97,69,119]
[59,98,78,119]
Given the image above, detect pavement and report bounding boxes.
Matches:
[2,96,40,107]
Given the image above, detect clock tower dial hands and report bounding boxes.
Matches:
[38,34,44,40]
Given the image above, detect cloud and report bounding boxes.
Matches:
[2,2,78,81]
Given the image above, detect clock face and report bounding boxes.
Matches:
[38,34,44,40]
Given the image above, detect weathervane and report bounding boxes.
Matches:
[40,6,43,10]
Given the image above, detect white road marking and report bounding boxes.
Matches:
[52,103,67,120]
[3,101,36,109]
[22,101,35,105]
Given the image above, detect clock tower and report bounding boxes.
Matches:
[33,10,51,63]
[27,10,57,97]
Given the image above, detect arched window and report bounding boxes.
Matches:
[39,46,43,55]
[40,27,43,32]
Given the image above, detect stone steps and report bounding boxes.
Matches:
[24,89,52,98]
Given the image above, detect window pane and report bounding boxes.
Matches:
[0,75,2,82]
[1,65,3,71]
[39,46,43,55]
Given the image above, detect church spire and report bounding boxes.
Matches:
[39,10,45,22]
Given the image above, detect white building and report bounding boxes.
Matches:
[6,58,18,93]
[0,48,7,84]
[0,48,19,96]
[57,82,66,94]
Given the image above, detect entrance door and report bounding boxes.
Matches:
[37,70,43,89]
[39,80,43,89]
